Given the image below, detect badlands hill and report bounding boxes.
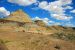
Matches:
[0,9,75,50]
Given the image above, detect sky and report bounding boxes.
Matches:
[0,0,75,27]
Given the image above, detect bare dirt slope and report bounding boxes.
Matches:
[0,31,75,50]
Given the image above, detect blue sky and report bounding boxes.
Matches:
[0,0,75,27]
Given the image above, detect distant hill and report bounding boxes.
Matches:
[34,20,46,27]
[34,20,75,34]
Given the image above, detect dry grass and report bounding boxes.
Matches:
[0,31,75,50]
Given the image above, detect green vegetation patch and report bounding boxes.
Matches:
[50,33,75,41]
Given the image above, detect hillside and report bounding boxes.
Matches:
[6,9,32,23]
[0,9,75,50]
[34,20,75,34]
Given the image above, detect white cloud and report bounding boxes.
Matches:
[49,21,55,23]
[59,0,72,5]
[39,1,48,9]
[8,0,37,6]
[32,16,42,20]
[38,0,73,21]
[0,7,10,18]
[43,18,50,24]
[70,10,75,13]
[65,22,75,27]
[53,22,61,25]
[43,18,49,21]
[64,6,73,9]
[39,1,64,14]
[51,14,73,20]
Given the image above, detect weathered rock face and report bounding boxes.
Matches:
[0,10,36,32]
[6,9,32,23]
[34,20,46,27]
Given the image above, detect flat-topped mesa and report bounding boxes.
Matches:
[6,9,32,23]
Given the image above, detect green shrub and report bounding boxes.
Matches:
[50,32,75,41]
[65,33,75,41]
[0,39,4,44]
[0,39,11,44]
